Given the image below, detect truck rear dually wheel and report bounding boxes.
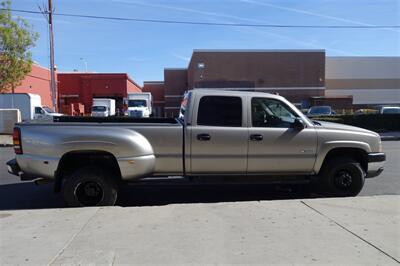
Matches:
[63,166,118,207]
[319,157,365,197]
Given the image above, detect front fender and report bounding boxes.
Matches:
[314,141,371,173]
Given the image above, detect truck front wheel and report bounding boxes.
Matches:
[63,166,118,207]
[319,157,365,197]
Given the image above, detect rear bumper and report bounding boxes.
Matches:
[367,152,385,178]
[6,159,37,181]
[6,159,21,176]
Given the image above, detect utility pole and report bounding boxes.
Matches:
[48,0,57,111]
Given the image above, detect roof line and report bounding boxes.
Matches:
[192,49,325,53]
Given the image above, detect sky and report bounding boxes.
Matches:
[10,0,400,85]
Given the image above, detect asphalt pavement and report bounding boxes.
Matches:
[0,141,399,210]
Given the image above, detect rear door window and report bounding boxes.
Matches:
[197,96,242,127]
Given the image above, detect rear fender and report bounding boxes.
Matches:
[59,127,156,180]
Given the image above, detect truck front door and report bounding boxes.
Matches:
[190,95,248,174]
[247,97,317,174]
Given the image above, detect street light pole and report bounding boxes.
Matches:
[80,58,88,72]
[48,0,57,111]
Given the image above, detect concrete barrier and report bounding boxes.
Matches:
[0,109,21,134]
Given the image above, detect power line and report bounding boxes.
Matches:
[3,8,400,29]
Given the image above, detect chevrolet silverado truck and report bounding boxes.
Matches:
[7,89,385,207]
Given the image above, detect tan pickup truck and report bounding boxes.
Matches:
[7,89,385,207]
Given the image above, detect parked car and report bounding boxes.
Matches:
[307,106,336,117]
[380,106,400,114]
[7,89,385,207]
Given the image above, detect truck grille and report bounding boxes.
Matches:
[129,110,143,118]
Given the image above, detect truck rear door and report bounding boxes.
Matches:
[189,95,248,174]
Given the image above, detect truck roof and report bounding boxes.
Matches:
[189,89,284,99]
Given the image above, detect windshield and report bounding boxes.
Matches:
[128,100,147,107]
[42,106,54,113]
[92,106,107,112]
[308,106,332,115]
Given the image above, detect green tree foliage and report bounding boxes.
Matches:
[0,0,38,92]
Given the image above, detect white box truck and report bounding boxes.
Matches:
[0,93,63,121]
[91,98,116,117]
[126,93,152,118]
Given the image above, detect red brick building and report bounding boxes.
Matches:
[13,64,54,108]
[143,81,165,117]
[57,73,141,115]
[145,49,326,117]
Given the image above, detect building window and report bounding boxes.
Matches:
[197,96,242,127]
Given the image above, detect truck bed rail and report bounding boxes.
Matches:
[54,116,179,124]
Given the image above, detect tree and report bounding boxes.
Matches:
[0,0,38,93]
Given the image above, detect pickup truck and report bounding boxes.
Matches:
[7,89,385,207]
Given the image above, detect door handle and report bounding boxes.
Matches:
[250,134,263,141]
[197,133,211,141]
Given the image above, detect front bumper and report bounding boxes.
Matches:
[367,152,385,178]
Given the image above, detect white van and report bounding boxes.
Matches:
[0,93,62,121]
[91,98,116,117]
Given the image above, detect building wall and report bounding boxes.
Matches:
[326,57,400,106]
[143,81,165,117]
[164,69,187,117]
[58,73,141,114]
[143,50,327,116]
[188,49,325,90]
[126,78,142,93]
[14,64,53,108]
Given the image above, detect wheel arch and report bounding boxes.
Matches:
[314,142,370,174]
[54,150,122,193]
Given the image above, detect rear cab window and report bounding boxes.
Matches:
[197,96,242,127]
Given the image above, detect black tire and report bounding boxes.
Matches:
[63,166,118,207]
[318,157,365,197]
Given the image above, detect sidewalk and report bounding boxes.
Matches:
[0,195,399,265]
[0,134,12,147]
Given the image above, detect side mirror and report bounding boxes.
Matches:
[293,118,305,130]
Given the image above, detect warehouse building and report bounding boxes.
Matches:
[57,73,141,115]
[143,81,165,117]
[145,50,400,117]
[158,49,326,117]
[325,57,400,107]
[8,64,54,108]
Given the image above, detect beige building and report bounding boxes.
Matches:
[326,57,400,107]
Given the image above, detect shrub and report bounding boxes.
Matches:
[313,114,400,132]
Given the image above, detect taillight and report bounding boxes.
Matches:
[13,127,23,154]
